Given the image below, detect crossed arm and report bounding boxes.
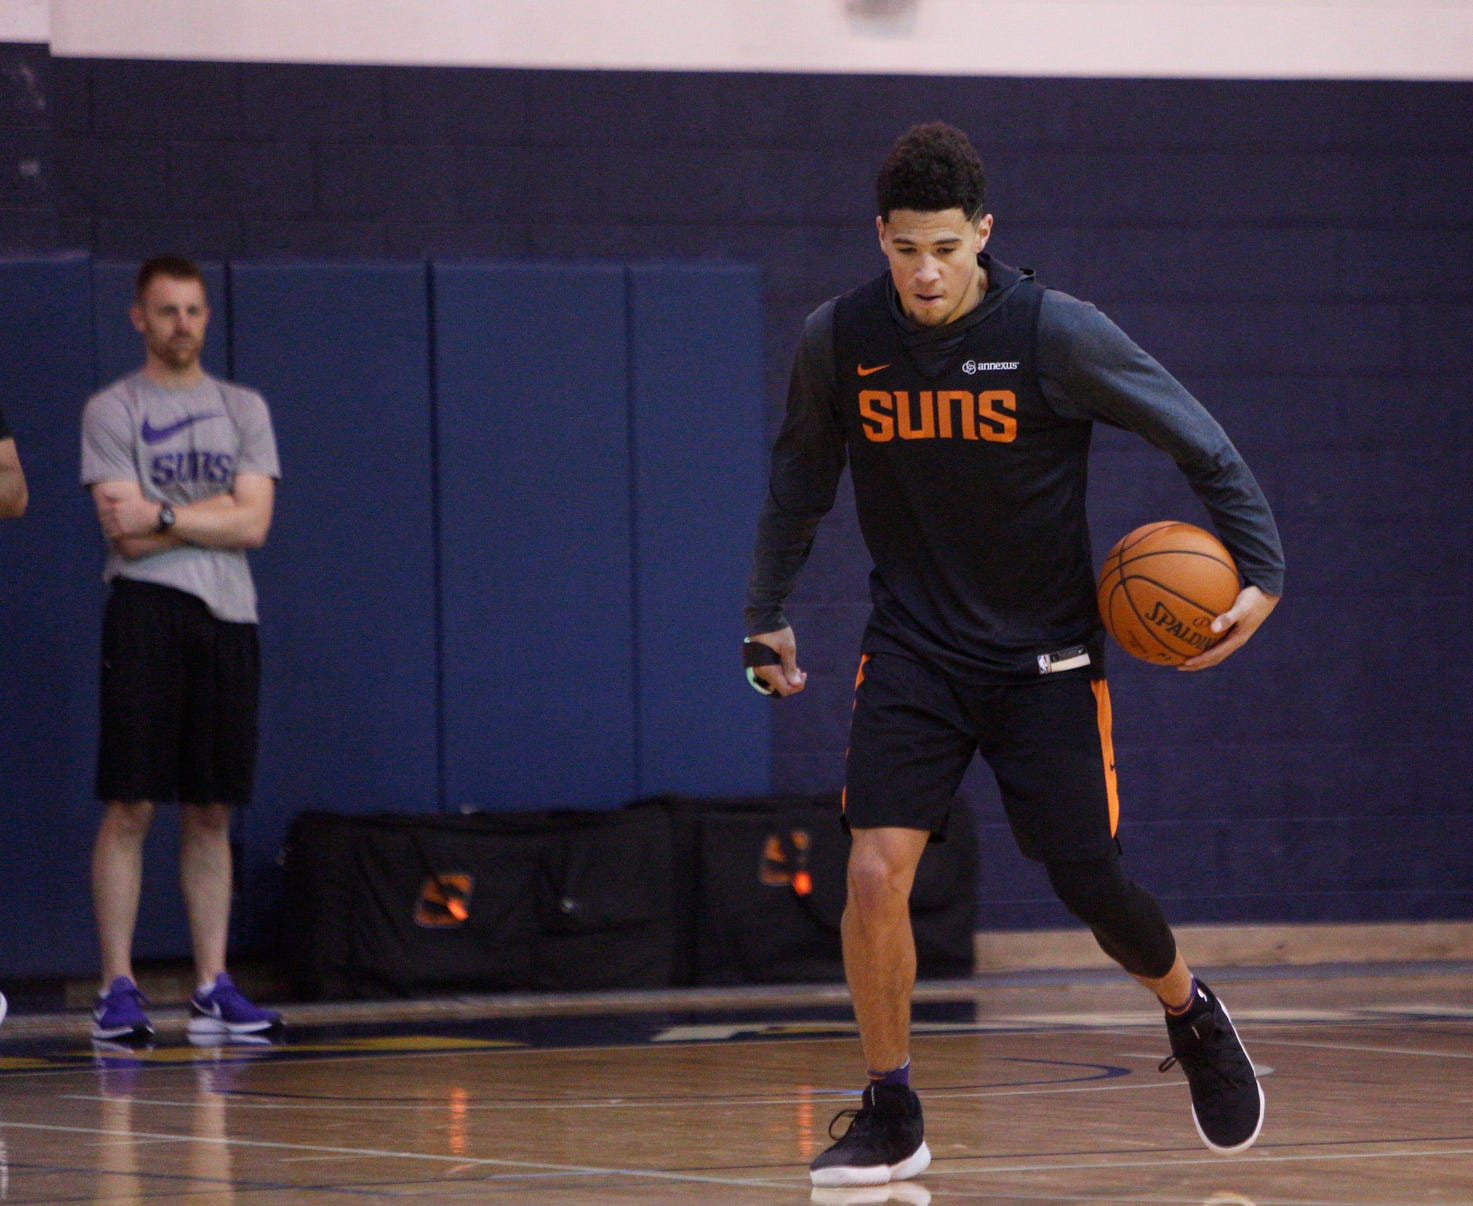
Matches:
[0,437,26,518]
[91,473,275,559]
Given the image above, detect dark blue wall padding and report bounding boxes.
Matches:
[91,261,230,388]
[0,255,106,976]
[627,264,771,797]
[0,253,773,977]
[433,263,637,810]
[228,263,441,864]
[12,61,1472,938]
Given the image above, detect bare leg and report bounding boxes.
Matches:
[1136,952,1196,1010]
[92,801,155,987]
[842,827,932,1073]
[179,802,233,986]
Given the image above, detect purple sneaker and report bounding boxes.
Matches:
[187,972,283,1036]
[91,976,154,1042]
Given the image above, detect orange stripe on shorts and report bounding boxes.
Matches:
[1091,678,1121,837]
[841,654,874,818]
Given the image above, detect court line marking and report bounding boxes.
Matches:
[923,1141,1473,1178]
[11,1124,1471,1195]
[4,1009,1464,1082]
[1244,1036,1473,1060]
[0,1121,804,1190]
[61,1076,1191,1114]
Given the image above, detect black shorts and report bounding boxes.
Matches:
[96,578,260,807]
[843,651,1119,862]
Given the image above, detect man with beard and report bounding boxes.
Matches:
[81,255,283,1044]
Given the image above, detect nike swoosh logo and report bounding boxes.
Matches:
[856,363,891,377]
[141,413,222,445]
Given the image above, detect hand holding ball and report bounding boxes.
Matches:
[1097,522,1239,665]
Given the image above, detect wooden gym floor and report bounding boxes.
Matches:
[2,961,1471,1204]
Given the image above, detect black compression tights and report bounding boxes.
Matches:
[1044,854,1178,979]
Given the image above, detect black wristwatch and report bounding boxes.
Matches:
[156,504,176,533]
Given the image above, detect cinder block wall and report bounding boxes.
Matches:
[4,44,1471,933]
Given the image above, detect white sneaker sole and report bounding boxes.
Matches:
[810,1140,931,1188]
[91,1022,155,1041]
[811,1182,933,1204]
[187,1014,280,1036]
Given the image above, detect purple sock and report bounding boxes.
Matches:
[1165,977,1209,1020]
[868,1059,911,1089]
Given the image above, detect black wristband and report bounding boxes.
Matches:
[742,637,783,697]
[742,637,783,669]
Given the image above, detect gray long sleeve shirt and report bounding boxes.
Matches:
[746,255,1284,680]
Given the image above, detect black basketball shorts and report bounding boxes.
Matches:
[843,651,1120,862]
[96,578,260,807]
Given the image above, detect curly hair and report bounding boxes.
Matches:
[875,122,988,220]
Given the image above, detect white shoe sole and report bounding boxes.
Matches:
[811,1182,933,1204]
[187,1015,281,1036]
[91,1023,154,1042]
[810,1141,931,1188]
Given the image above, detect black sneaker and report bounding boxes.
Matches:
[809,1084,931,1188]
[1160,980,1264,1153]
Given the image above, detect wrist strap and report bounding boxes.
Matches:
[742,637,783,669]
[742,637,783,697]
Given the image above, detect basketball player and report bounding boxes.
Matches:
[81,255,283,1044]
[0,400,24,1027]
[743,123,1284,1188]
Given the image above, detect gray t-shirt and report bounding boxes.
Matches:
[81,372,280,623]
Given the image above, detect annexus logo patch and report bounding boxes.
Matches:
[856,363,891,377]
[961,360,1020,374]
[141,413,222,444]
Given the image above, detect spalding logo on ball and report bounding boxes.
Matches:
[1097,522,1239,665]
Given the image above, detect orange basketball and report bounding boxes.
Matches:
[1097,521,1240,665]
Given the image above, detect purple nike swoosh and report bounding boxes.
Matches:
[140,413,222,444]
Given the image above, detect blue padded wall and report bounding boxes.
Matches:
[627,264,770,797]
[0,254,105,976]
[0,252,770,976]
[91,261,230,386]
[11,58,1471,936]
[228,262,440,943]
[433,263,637,810]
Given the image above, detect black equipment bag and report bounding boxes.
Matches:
[654,793,978,986]
[281,807,673,1000]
